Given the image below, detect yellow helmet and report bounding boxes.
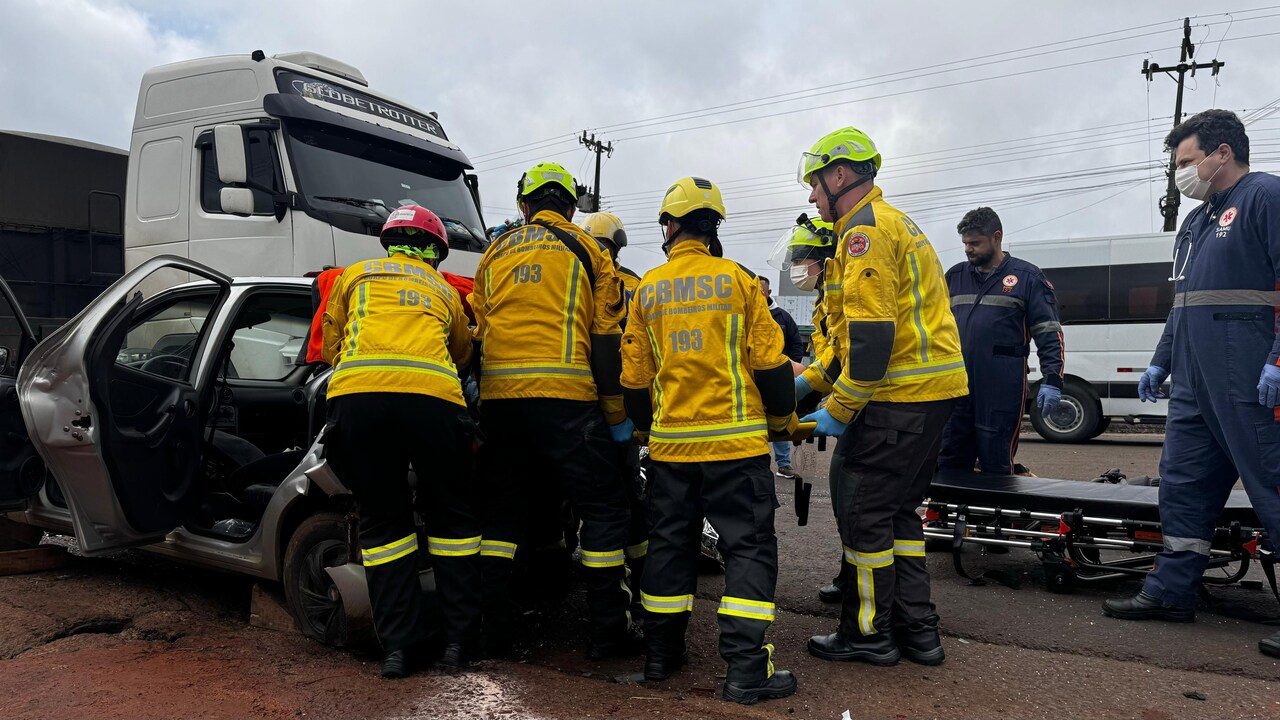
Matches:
[517,162,578,203]
[581,212,628,250]
[658,176,726,223]
[659,177,726,257]
[798,126,882,186]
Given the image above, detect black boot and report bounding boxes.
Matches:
[818,564,845,603]
[722,670,798,705]
[643,651,688,681]
[894,617,944,666]
[1260,630,1280,658]
[381,649,411,679]
[438,643,469,671]
[1102,592,1194,622]
[808,631,900,665]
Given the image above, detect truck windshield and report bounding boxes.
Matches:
[284,121,486,250]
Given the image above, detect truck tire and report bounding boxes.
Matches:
[1029,381,1101,444]
[283,512,350,648]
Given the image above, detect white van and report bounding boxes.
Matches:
[941,232,1174,442]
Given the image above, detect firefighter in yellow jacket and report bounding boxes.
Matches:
[322,206,479,678]
[583,211,642,300]
[469,163,637,659]
[767,214,846,604]
[622,177,800,705]
[797,128,968,667]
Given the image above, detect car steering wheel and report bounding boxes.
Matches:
[140,354,189,378]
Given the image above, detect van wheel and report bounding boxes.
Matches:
[1030,381,1101,443]
[283,512,350,648]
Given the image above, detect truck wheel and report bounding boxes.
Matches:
[1029,381,1101,443]
[283,512,350,648]
[1088,418,1112,440]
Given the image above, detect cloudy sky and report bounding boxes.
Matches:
[4,0,1279,276]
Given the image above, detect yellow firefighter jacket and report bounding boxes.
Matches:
[618,265,642,299]
[322,254,472,405]
[824,186,968,423]
[621,241,789,462]
[469,210,625,407]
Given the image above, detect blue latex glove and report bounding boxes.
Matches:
[1259,365,1280,408]
[609,418,636,443]
[1035,384,1061,415]
[800,408,848,438]
[794,374,813,400]
[1137,365,1169,403]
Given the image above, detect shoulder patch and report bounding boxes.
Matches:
[847,232,870,257]
[1002,274,1018,288]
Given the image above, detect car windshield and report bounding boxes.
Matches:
[284,120,486,250]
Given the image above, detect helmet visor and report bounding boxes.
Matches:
[798,152,827,187]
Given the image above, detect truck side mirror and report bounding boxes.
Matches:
[219,188,256,217]
[464,172,483,221]
[214,125,249,185]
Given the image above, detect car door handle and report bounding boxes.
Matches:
[118,404,176,448]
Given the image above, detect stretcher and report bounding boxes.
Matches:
[923,468,1274,595]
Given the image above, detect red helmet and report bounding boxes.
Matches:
[380,205,449,260]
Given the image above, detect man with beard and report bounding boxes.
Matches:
[938,206,1064,475]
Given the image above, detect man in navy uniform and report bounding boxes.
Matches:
[1101,110,1280,658]
[939,206,1064,474]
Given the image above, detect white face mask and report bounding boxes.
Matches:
[1175,152,1225,201]
[790,264,819,291]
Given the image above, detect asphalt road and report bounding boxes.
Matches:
[2,432,1279,719]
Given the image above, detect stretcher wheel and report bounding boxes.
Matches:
[1044,563,1077,593]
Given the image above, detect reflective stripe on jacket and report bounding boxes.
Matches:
[469,210,624,401]
[322,254,472,405]
[824,187,968,423]
[621,241,788,462]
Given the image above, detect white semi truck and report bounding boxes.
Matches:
[123,49,488,278]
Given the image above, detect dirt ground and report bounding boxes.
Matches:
[3,432,1279,720]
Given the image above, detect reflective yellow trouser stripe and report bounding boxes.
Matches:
[625,540,649,559]
[717,596,776,622]
[843,546,893,635]
[893,539,925,558]
[480,539,517,559]
[362,533,417,567]
[580,548,625,568]
[427,535,482,557]
[641,592,694,614]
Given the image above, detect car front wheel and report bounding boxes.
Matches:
[283,512,350,647]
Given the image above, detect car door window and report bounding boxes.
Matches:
[225,291,312,380]
[114,291,219,381]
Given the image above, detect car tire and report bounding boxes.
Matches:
[283,512,351,648]
[1029,381,1101,443]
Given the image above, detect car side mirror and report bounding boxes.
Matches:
[220,188,256,217]
[214,124,249,185]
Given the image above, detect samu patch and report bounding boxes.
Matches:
[1219,207,1238,227]
[847,232,870,257]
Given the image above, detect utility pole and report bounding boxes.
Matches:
[578,131,614,212]
[1142,17,1225,231]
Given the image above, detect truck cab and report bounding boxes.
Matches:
[125,51,487,279]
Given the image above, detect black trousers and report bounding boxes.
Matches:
[479,398,632,644]
[830,399,955,638]
[327,392,481,652]
[643,455,779,684]
[622,444,649,604]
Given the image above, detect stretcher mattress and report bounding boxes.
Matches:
[929,468,1259,526]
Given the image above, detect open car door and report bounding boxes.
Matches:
[0,275,40,511]
[18,256,232,554]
